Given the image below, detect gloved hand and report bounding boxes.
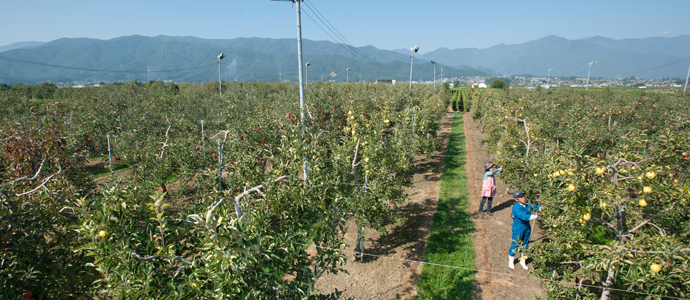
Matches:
[529,214,538,221]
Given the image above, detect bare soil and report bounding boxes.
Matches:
[464,113,546,300]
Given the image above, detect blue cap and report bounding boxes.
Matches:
[513,190,525,198]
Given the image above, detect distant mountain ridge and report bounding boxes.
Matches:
[0,34,688,84]
[418,35,690,78]
[0,35,482,84]
[0,41,45,53]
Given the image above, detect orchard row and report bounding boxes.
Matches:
[0,81,449,299]
[472,88,690,299]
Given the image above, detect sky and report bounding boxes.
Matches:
[2,0,689,54]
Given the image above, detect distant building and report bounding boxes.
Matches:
[471,83,487,88]
[376,79,396,85]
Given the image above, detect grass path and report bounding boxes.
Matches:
[417,113,476,299]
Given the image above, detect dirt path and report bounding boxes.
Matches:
[313,112,454,299]
[464,113,546,300]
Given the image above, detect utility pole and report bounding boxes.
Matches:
[547,68,554,87]
[147,66,150,82]
[279,70,282,82]
[346,68,350,82]
[586,61,597,91]
[218,53,225,98]
[440,67,443,84]
[409,45,419,92]
[275,0,307,180]
[431,60,436,91]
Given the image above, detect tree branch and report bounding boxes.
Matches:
[622,203,675,236]
[208,175,289,219]
[9,158,46,186]
[155,115,172,159]
[16,165,62,197]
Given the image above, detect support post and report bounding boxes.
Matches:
[217,139,222,190]
[107,135,113,174]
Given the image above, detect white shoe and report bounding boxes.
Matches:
[508,256,515,269]
[520,256,528,270]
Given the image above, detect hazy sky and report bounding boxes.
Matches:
[2,0,689,53]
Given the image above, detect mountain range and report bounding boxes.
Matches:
[0,34,688,84]
[417,35,690,79]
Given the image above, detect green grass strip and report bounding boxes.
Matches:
[417,113,475,300]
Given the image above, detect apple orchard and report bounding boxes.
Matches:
[1,80,689,299]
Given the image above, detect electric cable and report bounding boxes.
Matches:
[300,9,388,70]
[303,1,390,69]
[0,56,228,74]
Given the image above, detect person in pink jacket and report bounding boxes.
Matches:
[479,162,502,215]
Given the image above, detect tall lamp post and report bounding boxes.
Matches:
[218,53,225,98]
[431,60,436,91]
[346,68,350,82]
[409,45,419,92]
[586,61,597,91]
[547,68,554,87]
[440,67,443,84]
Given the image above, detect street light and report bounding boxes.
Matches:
[547,68,554,87]
[409,45,419,92]
[346,68,350,82]
[586,61,597,91]
[431,60,436,91]
[218,53,225,98]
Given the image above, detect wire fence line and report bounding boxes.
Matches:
[294,242,689,300]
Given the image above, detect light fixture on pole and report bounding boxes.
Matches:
[586,61,597,91]
[346,68,350,82]
[547,68,554,87]
[218,53,225,98]
[431,60,436,91]
[409,45,419,92]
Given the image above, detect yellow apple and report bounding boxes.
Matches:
[650,263,662,273]
[639,199,647,207]
[645,171,656,179]
[643,186,653,194]
[566,184,576,192]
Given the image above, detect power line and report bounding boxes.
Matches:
[0,56,220,74]
[627,57,690,75]
[303,0,389,70]
[295,242,689,300]
[300,9,384,69]
[300,3,389,70]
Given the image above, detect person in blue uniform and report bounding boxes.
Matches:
[508,190,543,270]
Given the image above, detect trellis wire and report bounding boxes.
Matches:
[295,242,689,300]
